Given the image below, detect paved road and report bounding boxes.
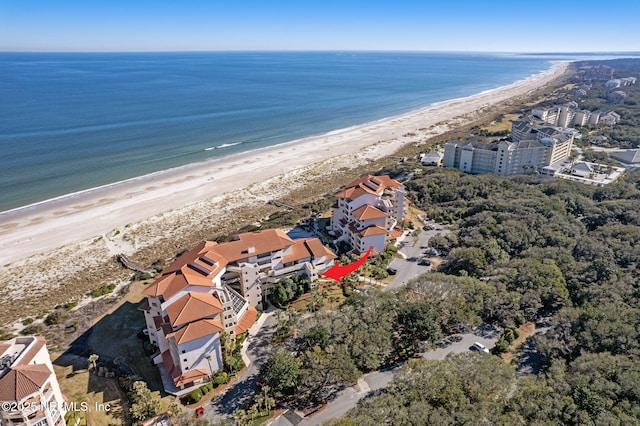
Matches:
[204,313,277,423]
[271,326,501,426]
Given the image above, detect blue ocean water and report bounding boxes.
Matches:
[0,52,553,212]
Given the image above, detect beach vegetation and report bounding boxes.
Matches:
[44,311,65,326]
[63,300,79,311]
[90,283,116,298]
[21,324,43,335]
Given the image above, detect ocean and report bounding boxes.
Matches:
[0,51,553,212]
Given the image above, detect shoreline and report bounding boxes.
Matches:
[0,64,557,218]
[0,61,568,265]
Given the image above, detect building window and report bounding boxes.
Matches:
[182,350,186,354]
[184,359,187,362]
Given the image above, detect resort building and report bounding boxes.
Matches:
[139,229,336,394]
[419,151,443,167]
[531,102,620,128]
[0,336,67,426]
[444,131,573,177]
[330,175,408,254]
[610,149,640,165]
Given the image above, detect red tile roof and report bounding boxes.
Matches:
[167,319,224,345]
[144,230,299,300]
[336,175,403,200]
[352,204,388,221]
[138,299,151,311]
[160,350,209,387]
[165,292,223,328]
[234,306,258,335]
[303,239,338,260]
[0,364,51,401]
[281,238,337,263]
[161,350,180,379]
[390,227,403,239]
[174,369,209,387]
[359,226,387,237]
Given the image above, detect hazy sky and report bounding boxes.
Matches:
[1,0,639,52]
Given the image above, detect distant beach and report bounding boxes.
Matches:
[0,61,568,265]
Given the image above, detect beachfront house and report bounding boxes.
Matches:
[0,336,67,426]
[139,229,336,394]
[330,175,408,255]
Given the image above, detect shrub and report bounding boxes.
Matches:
[133,271,152,281]
[189,388,203,403]
[22,318,34,325]
[21,324,43,335]
[64,300,78,311]
[213,371,229,385]
[45,311,64,326]
[200,383,213,394]
[90,284,116,298]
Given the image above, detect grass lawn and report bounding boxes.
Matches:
[481,113,520,133]
[501,322,536,364]
[406,205,426,226]
[87,281,165,392]
[288,283,345,312]
[53,354,129,426]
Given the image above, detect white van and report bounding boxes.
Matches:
[471,342,489,353]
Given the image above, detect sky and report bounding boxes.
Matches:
[1,0,639,53]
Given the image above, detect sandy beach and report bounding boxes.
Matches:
[0,62,567,266]
[0,61,570,327]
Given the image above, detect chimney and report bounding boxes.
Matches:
[248,246,255,254]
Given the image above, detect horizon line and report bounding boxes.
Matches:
[2,48,640,55]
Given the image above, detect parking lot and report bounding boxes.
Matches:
[385,226,449,290]
[421,325,500,360]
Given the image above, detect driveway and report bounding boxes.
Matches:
[386,227,449,290]
[268,365,402,426]
[203,313,277,423]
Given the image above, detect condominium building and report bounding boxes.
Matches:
[330,175,408,254]
[531,102,621,128]
[444,131,573,177]
[139,229,336,394]
[0,336,66,426]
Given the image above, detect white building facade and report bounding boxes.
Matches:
[330,175,408,254]
[139,229,336,394]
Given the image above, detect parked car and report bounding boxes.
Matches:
[449,334,463,342]
[386,267,397,275]
[470,342,489,353]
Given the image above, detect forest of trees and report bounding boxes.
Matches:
[318,167,640,424]
[253,59,640,424]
